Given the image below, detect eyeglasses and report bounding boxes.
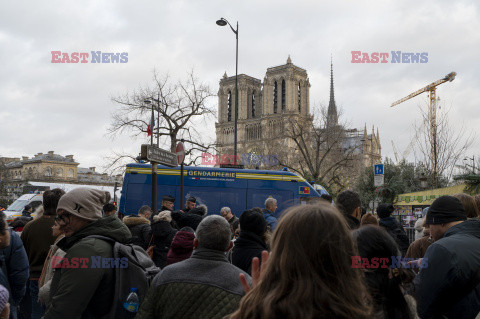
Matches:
[55,213,72,224]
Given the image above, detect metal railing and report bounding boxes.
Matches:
[404,227,416,245]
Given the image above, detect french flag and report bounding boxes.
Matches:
[147,113,155,136]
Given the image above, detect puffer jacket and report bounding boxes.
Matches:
[150,219,177,269]
[166,230,195,266]
[123,215,151,250]
[43,215,131,319]
[0,229,29,307]
[379,216,410,256]
[414,219,480,319]
[136,247,251,319]
[171,211,203,231]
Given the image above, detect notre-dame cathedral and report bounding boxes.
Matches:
[214,56,382,172]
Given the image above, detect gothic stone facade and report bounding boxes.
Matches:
[215,57,382,170]
[215,56,311,162]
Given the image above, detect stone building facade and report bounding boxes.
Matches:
[215,57,382,174]
[215,56,312,161]
[0,151,122,200]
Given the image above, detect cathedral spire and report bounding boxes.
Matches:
[327,56,338,126]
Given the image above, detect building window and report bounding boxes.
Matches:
[252,91,256,118]
[56,167,63,177]
[227,91,232,122]
[273,81,278,114]
[298,83,301,112]
[44,167,52,176]
[67,169,74,178]
[282,79,286,111]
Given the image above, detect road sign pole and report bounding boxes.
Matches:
[176,141,186,211]
[151,162,157,214]
[180,162,184,211]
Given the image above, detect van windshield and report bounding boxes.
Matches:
[6,200,29,212]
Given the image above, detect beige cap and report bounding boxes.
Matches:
[57,188,111,221]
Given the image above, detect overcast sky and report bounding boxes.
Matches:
[1,0,479,174]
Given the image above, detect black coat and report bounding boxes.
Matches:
[171,211,203,231]
[379,216,410,255]
[414,219,480,319]
[123,215,151,250]
[231,231,268,275]
[150,220,177,268]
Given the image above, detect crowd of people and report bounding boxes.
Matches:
[0,187,479,318]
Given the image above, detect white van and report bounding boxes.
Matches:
[3,193,43,222]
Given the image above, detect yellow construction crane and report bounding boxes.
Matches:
[391,71,457,186]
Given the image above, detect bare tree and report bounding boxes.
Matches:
[413,104,475,185]
[267,106,361,191]
[105,70,216,173]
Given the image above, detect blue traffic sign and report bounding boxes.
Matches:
[374,164,384,175]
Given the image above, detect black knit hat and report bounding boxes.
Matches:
[425,195,467,225]
[376,203,394,219]
[239,209,267,236]
[186,197,196,203]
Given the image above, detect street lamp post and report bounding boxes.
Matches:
[464,155,475,174]
[216,17,239,164]
[144,99,157,214]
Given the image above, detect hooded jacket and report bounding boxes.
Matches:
[123,215,151,250]
[231,230,268,274]
[150,219,177,268]
[166,230,195,266]
[414,219,480,319]
[44,215,131,319]
[379,216,410,255]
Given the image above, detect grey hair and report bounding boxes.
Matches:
[265,197,277,209]
[195,215,231,251]
[220,207,231,214]
[138,205,152,216]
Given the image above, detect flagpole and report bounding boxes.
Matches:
[150,103,154,146]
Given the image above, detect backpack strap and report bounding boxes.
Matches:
[147,234,154,247]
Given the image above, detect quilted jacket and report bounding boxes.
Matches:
[137,247,251,319]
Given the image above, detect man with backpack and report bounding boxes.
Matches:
[43,188,132,318]
[414,196,480,318]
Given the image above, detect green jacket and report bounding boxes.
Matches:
[136,247,251,319]
[43,215,131,319]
